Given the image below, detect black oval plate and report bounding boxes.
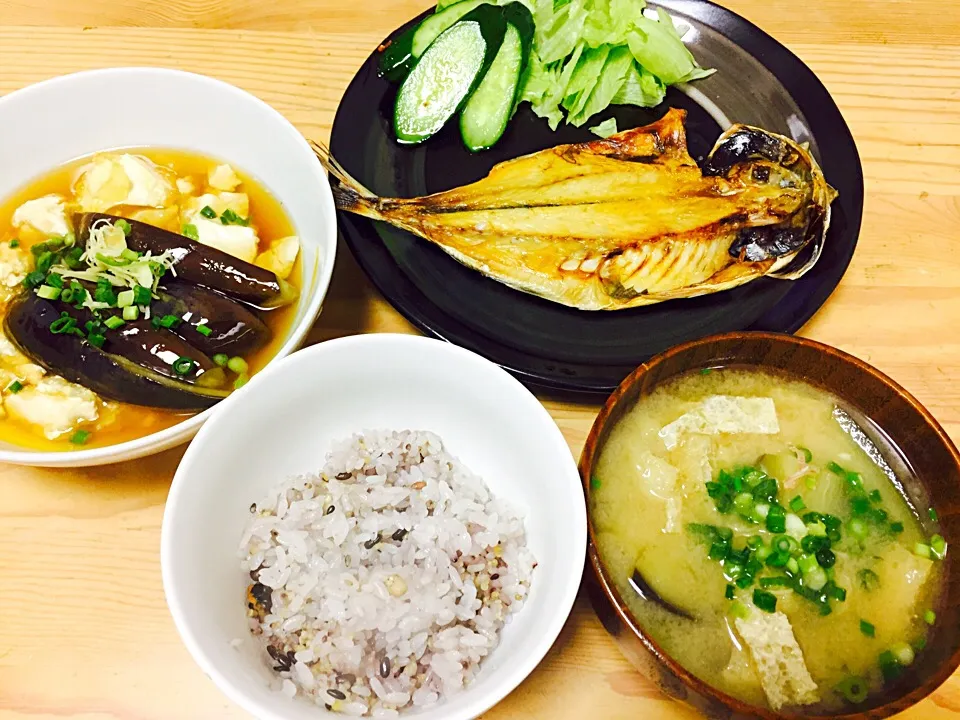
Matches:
[330,0,864,395]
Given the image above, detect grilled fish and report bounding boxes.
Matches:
[315,109,837,311]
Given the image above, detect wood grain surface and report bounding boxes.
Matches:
[1,0,959,718]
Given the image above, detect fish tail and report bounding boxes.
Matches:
[310,139,383,219]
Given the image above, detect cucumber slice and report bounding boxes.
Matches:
[394,6,507,145]
[377,25,417,82]
[459,3,534,151]
[411,0,485,58]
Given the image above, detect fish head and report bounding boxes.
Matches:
[705,124,837,275]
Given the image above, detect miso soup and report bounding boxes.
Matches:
[590,368,945,712]
[0,150,301,450]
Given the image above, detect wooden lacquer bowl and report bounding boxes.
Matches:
[579,332,960,719]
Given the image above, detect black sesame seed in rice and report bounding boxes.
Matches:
[392,528,408,541]
[249,503,257,513]
[379,656,391,678]
[325,505,336,515]
[327,688,347,700]
[336,471,351,480]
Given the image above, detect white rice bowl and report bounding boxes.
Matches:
[161,334,586,720]
[240,430,536,717]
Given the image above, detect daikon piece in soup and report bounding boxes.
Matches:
[590,368,945,713]
[0,150,302,450]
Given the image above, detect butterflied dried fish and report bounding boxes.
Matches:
[314,109,837,311]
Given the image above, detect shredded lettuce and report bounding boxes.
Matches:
[589,117,618,138]
[428,0,712,129]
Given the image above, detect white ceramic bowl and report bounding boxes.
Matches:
[162,334,586,720]
[0,67,336,467]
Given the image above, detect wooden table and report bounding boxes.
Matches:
[1,0,959,717]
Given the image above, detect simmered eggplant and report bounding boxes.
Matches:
[4,292,230,410]
[153,282,272,356]
[68,279,271,358]
[76,213,298,309]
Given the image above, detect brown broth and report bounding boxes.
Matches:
[0,148,299,451]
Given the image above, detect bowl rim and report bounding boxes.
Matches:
[161,332,587,720]
[578,330,960,720]
[0,66,337,467]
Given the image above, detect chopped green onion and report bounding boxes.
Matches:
[766,503,786,534]
[931,534,947,560]
[801,535,829,554]
[35,250,54,275]
[63,231,76,246]
[724,583,735,600]
[860,619,876,637]
[835,676,868,704]
[847,518,868,541]
[117,289,135,308]
[798,446,812,463]
[36,284,61,300]
[227,356,248,374]
[94,283,118,306]
[87,333,105,349]
[890,641,915,667]
[806,520,827,538]
[590,476,600,490]
[805,475,817,489]
[759,576,794,589]
[200,205,217,219]
[69,429,91,445]
[212,353,229,367]
[63,246,85,269]
[172,356,195,376]
[765,550,789,568]
[45,273,64,289]
[929,507,938,522]
[151,315,163,329]
[869,489,882,503]
[8,239,19,248]
[133,285,152,305]
[804,566,828,592]
[914,637,927,652]
[827,583,847,601]
[827,461,844,475]
[233,373,249,389]
[96,252,133,267]
[120,248,139,262]
[752,589,777,613]
[104,316,125,330]
[195,322,212,337]
[924,609,936,625]
[851,496,871,515]
[159,314,181,329]
[816,547,836,568]
[6,380,23,394]
[913,542,931,559]
[182,224,199,241]
[220,208,249,226]
[49,315,77,334]
[878,650,902,682]
[786,557,800,575]
[789,495,806,512]
[115,218,132,235]
[31,239,63,257]
[890,521,904,534]
[798,553,819,575]
[122,305,139,321]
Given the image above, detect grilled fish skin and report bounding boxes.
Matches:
[315,109,837,311]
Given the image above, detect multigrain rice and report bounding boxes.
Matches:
[239,430,536,716]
